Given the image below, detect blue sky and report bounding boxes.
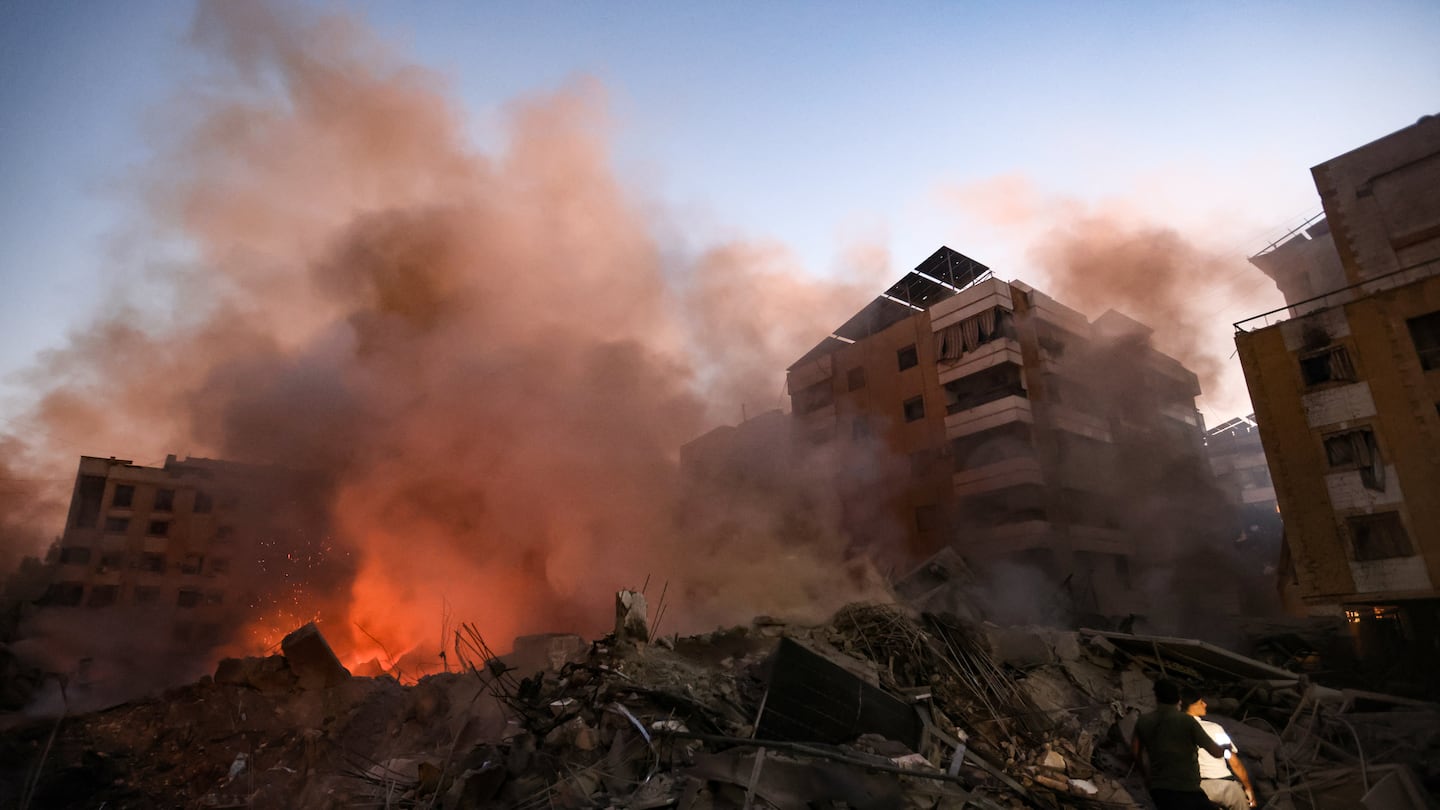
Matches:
[2,1,1439,421]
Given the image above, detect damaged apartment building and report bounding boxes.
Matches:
[1235,113,1440,668]
[1202,415,1284,614]
[783,247,1219,618]
[12,454,338,694]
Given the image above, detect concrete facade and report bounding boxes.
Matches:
[787,250,1213,616]
[36,454,335,661]
[1203,415,1285,613]
[1235,114,1440,664]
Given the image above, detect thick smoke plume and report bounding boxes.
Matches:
[944,174,1282,419]
[1,0,889,683]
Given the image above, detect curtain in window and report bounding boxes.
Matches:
[976,308,997,341]
[936,308,1007,361]
[1353,430,1385,491]
[961,315,982,353]
[1329,430,1385,491]
[935,324,965,362]
[1328,348,1355,381]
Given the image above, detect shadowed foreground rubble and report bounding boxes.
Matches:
[3,600,1437,809]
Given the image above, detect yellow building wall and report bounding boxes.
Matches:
[1238,273,1440,608]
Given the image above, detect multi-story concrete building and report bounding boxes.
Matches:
[787,247,1214,616]
[1203,415,1285,612]
[34,454,336,676]
[1234,114,1440,661]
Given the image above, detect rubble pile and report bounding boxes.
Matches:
[2,599,1437,809]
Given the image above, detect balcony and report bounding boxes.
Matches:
[937,338,1024,386]
[952,456,1044,496]
[930,277,1014,330]
[945,395,1033,439]
[1025,293,1090,335]
[787,354,833,392]
[1235,257,1440,332]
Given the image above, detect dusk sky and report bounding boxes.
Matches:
[2,1,1439,426]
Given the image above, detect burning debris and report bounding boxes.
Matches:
[4,593,1435,809]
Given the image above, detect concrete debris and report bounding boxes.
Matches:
[3,598,1438,810]
[615,589,650,643]
[279,622,351,690]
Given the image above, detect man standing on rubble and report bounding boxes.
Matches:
[1132,679,1231,810]
[1181,686,1258,809]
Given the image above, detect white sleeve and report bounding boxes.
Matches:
[1207,723,1236,758]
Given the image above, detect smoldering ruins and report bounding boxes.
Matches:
[3,3,1439,809]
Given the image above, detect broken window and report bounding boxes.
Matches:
[138,552,165,573]
[944,362,1026,414]
[1408,310,1440,371]
[104,516,130,534]
[148,520,170,537]
[153,488,175,512]
[193,490,214,514]
[935,307,1015,362]
[87,585,118,608]
[1323,428,1386,491]
[112,484,135,509]
[897,344,919,371]
[98,551,125,571]
[176,589,202,608]
[1299,345,1356,386]
[1346,512,1413,561]
[59,546,92,565]
[846,366,866,391]
[43,582,85,607]
[180,553,205,575]
[793,379,834,415]
[902,395,926,422]
[204,591,224,605]
[132,586,160,606]
[210,558,230,575]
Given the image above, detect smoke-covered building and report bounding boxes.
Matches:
[1235,113,1440,663]
[1204,415,1284,613]
[16,454,341,697]
[786,247,1216,617]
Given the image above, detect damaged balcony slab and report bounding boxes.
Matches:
[1080,627,1300,684]
[754,636,923,750]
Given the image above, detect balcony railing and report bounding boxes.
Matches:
[1234,258,1440,333]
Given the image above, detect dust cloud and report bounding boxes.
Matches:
[0,0,887,684]
[941,175,1276,638]
[942,174,1282,420]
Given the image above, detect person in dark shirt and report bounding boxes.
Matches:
[1132,679,1230,810]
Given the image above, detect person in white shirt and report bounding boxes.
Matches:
[1180,686,1257,809]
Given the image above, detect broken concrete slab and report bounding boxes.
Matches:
[615,590,649,643]
[983,625,1056,669]
[509,633,587,674]
[755,637,922,749]
[280,622,351,690]
[214,655,298,694]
